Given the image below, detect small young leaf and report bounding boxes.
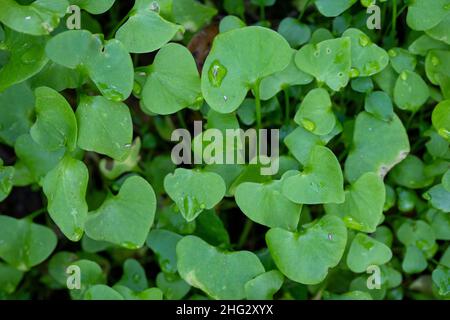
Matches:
[346,233,392,273]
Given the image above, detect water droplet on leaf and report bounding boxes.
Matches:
[301,118,316,132]
[208,60,227,88]
[359,35,370,47]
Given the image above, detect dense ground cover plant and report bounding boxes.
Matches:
[0,0,449,300]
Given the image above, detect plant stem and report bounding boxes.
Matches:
[108,12,131,39]
[391,0,397,37]
[176,111,188,129]
[26,208,46,221]
[298,0,311,21]
[254,81,262,131]
[284,88,290,123]
[237,219,253,249]
[260,5,265,21]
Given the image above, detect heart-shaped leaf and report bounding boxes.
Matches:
[315,0,357,17]
[342,28,389,77]
[43,156,89,241]
[0,83,34,146]
[176,235,265,299]
[364,91,393,121]
[142,43,201,115]
[0,215,57,271]
[344,112,410,183]
[76,95,133,161]
[259,50,313,101]
[402,245,428,274]
[346,233,392,273]
[201,26,292,113]
[294,88,336,135]
[406,0,450,31]
[69,259,106,300]
[115,258,148,292]
[147,229,182,274]
[46,30,133,101]
[244,270,284,300]
[295,37,351,91]
[396,220,436,251]
[30,87,77,151]
[115,0,182,53]
[85,176,157,249]
[0,0,69,35]
[266,215,347,284]
[325,172,385,233]
[282,146,345,204]
[156,272,191,300]
[164,168,226,221]
[432,100,450,140]
[235,171,302,230]
[394,71,429,112]
[0,28,48,92]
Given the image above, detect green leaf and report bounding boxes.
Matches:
[397,220,436,251]
[70,0,115,14]
[294,88,336,135]
[99,138,141,180]
[0,215,57,271]
[432,266,450,296]
[115,0,182,53]
[48,251,79,286]
[388,48,417,73]
[259,50,313,100]
[295,37,351,91]
[409,35,450,56]
[0,28,48,92]
[142,43,201,115]
[0,164,14,202]
[402,245,427,274]
[219,15,246,33]
[76,95,133,161]
[394,71,429,112]
[46,30,133,101]
[315,0,357,17]
[15,134,65,184]
[0,0,69,35]
[325,172,385,233]
[346,233,392,273]
[0,83,34,146]
[115,259,148,292]
[426,15,450,45]
[0,262,24,294]
[84,284,124,300]
[176,235,265,299]
[281,146,345,204]
[278,17,311,48]
[164,168,226,222]
[406,0,450,31]
[245,270,284,300]
[432,100,450,140]
[427,209,450,240]
[43,156,89,241]
[85,176,157,249]
[70,259,106,300]
[344,112,410,183]
[235,171,302,230]
[172,0,217,32]
[147,229,182,274]
[193,209,230,247]
[424,184,450,212]
[201,26,291,113]
[425,50,450,100]
[156,272,191,300]
[390,155,433,189]
[342,28,389,77]
[364,91,393,121]
[30,87,77,151]
[266,215,347,284]
[113,284,163,300]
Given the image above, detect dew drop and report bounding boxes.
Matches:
[400,71,408,81]
[41,22,54,33]
[301,118,316,132]
[359,35,370,47]
[149,1,160,13]
[208,60,227,88]
[438,128,450,140]
[444,3,450,10]
[350,68,360,78]
[431,55,440,66]
[133,81,142,95]
[121,242,140,250]
[25,16,32,20]
[223,95,228,101]
[328,233,333,240]
[132,274,141,282]
[388,49,397,57]
[313,51,320,57]
[21,50,37,64]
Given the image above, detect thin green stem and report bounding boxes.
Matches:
[237,219,253,249]
[298,0,311,21]
[391,0,397,37]
[284,88,290,123]
[259,5,266,21]
[254,81,262,131]
[26,208,46,221]
[176,111,188,129]
[108,12,131,39]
